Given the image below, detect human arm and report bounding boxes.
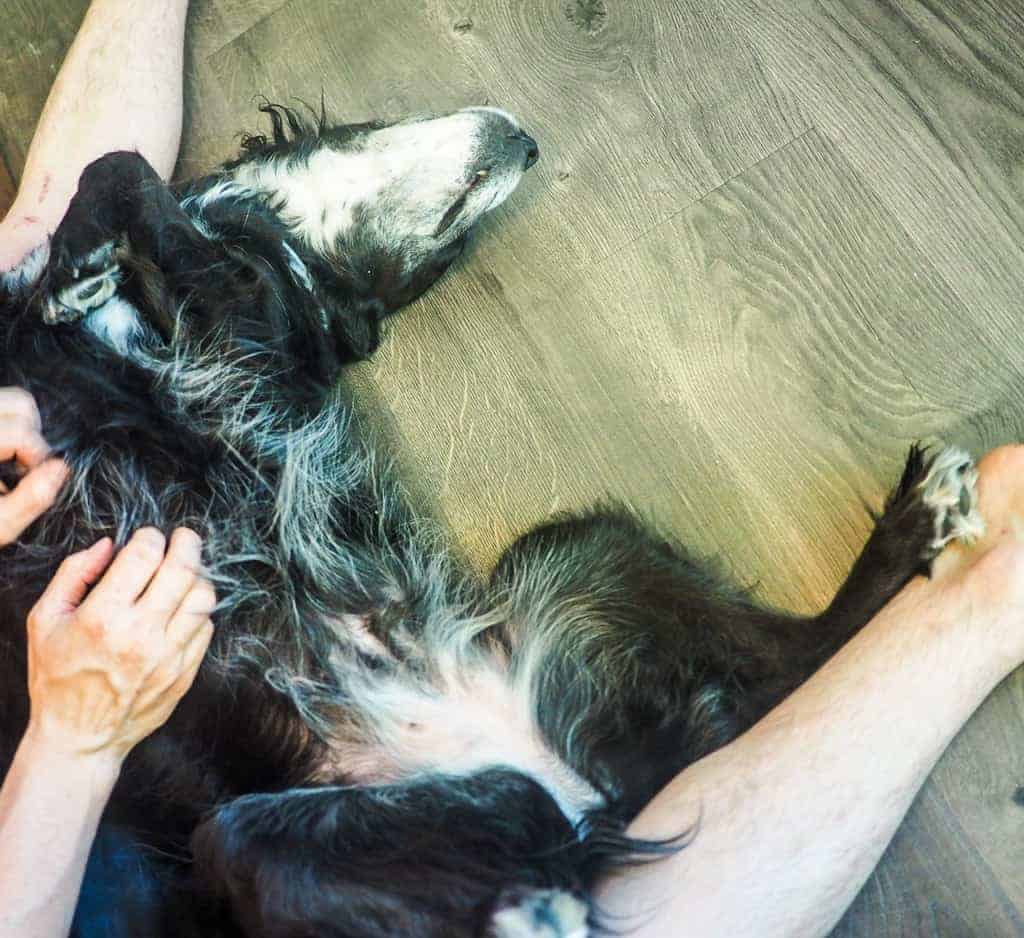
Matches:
[0,389,215,938]
[0,530,215,938]
[0,0,190,271]
[594,446,1024,937]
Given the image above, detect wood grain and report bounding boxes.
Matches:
[0,0,90,180]
[0,155,16,216]
[730,0,1024,405]
[3,1,1024,933]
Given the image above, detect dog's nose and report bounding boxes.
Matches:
[510,131,540,169]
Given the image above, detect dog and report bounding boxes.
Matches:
[0,101,983,937]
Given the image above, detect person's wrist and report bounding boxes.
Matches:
[19,720,124,797]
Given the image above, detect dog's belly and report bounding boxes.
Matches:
[318,620,603,825]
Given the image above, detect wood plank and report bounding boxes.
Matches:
[189,0,292,59]
[0,154,16,216]
[6,1,1024,932]
[730,0,1024,403]
[0,0,90,180]
[358,125,989,599]
[434,0,809,304]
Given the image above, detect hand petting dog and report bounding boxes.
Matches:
[0,386,215,938]
[0,386,69,545]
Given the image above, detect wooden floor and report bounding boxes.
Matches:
[4,0,1024,933]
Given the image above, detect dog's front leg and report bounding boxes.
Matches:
[815,444,984,646]
[42,150,198,325]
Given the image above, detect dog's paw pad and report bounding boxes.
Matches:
[919,446,985,553]
[489,889,589,938]
[43,242,121,325]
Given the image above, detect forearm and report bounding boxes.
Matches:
[595,547,1024,937]
[1,0,189,269]
[0,727,119,938]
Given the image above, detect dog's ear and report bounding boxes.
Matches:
[488,888,590,938]
[326,236,468,362]
[192,770,589,938]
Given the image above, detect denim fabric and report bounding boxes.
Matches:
[70,824,157,938]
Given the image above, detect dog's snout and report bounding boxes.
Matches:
[510,131,540,169]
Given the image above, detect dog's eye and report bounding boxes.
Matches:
[435,171,489,237]
[435,194,468,236]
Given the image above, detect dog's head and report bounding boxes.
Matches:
[228,104,539,317]
[192,770,591,938]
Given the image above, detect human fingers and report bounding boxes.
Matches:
[165,578,217,647]
[124,619,213,751]
[0,387,42,431]
[0,420,51,472]
[80,527,167,615]
[0,458,69,545]
[27,538,115,635]
[136,528,203,626]
[167,620,214,700]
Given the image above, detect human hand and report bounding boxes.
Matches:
[0,387,69,545]
[24,527,215,768]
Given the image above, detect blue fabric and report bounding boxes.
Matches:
[71,824,157,938]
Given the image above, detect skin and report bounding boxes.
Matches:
[595,445,1024,937]
[4,2,1024,934]
[0,6,194,925]
[0,4,204,935]
[0,388,214,938]
[0,0,189,270]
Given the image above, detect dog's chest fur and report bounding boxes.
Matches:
[317,612,604,825]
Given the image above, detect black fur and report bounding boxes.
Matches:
[0,108,971,937]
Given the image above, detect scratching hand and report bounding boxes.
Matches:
[25,527,216,766]
[0,387,68,546]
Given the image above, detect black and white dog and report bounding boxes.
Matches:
[0,102,983,937]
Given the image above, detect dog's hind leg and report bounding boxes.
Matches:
[488,449,983,822]
[489,506,803,819]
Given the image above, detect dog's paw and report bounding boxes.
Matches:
[42,242,121,325]
[489,889,589,938]
[919,446,985,554]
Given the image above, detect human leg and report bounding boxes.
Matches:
[0,0,189,271]
[594,446,1024,937]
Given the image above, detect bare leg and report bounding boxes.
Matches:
[0,0,189,271]
[595,446,1024,937]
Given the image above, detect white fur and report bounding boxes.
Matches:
[83,296,146,353]
[281,241,315,292]
[1,243,49,294]
[919,446,985,551]
[322,647,604,827]
[490,891,590,938]
[230,110,524,256]
[179,180,261,240]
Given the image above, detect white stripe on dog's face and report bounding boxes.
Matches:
[230,108,535,261]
